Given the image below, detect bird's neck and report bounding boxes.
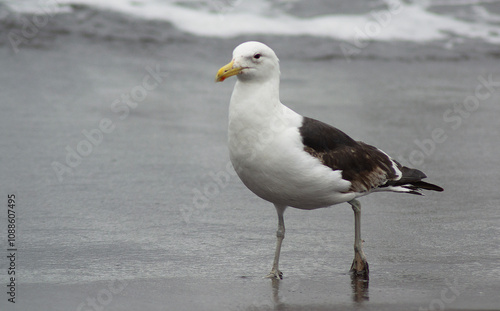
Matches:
[227,77,290,153]
[229,78,282,121]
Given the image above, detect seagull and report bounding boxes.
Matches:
[215,41,443,279]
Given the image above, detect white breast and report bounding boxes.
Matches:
[228,102,355,210]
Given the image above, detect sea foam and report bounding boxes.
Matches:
[4,0,500,44]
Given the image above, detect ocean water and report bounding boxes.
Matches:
[2,0,500,64]
[0,1,499,310]
[3,0,500,45]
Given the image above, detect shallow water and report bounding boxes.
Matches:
[0,2,500,310]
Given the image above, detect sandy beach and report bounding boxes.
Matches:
[1,2,500,310]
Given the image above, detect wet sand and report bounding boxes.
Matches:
[0,30,499,311]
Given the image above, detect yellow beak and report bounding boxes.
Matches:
[215,60,244,82]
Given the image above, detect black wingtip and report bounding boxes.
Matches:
[392,164,443,193]
[411,181,444,192]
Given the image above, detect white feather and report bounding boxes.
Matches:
[227,42,355,210]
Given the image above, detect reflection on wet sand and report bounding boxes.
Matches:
[351,274,369,303]
[268,274,369,310]
[271,279,284,310]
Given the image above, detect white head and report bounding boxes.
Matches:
[215,41,280,83]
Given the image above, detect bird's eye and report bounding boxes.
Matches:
[254,53,261,59]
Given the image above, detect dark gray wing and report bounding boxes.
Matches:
[299,117,443,193]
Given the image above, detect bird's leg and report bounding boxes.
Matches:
[349,199,369,276]
[266,205,286,279]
